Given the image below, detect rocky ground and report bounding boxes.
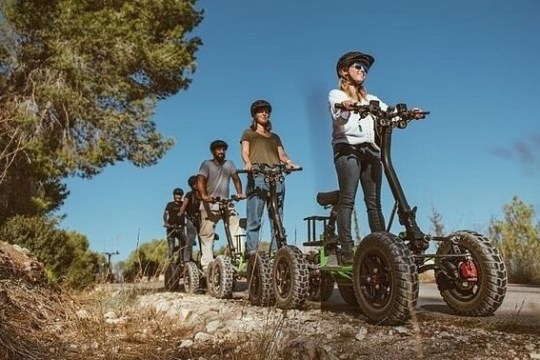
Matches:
[129,287,540,360]
[1,240,540,359]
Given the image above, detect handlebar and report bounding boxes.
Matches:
[207,195,243,204]
[334,101,429,129]
[237,163,303,175]
[164,224,184,229]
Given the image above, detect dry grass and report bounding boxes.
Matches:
[0,241,195,360]
[0,270,288,360]
[0,280,200,360]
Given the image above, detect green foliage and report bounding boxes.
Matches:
[0,215,101,288]
[120,238,167,281]
[0,159,68,224]
[64,231,102,287]
[0,0,204,221]
[489,196,540,284]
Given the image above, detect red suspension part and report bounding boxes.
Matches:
[459,259,478,281]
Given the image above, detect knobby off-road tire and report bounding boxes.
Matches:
[353,232,419,325]
[183,262,201,294]
[210,255,235,299]
[310,272,335,302]
[273,245,310,309]
[305,252,335,302]
[206,260,216,297]
[435,230,507,316]
[248,252,275,306]
[164,263,181,291]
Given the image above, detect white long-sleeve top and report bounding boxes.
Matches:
[328,89,388,147]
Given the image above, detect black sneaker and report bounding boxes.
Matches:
[340,241,355,265]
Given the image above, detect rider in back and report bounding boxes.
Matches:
[163,187,185,260]
[178,175,202,263]
[240,99,300,257]
[197,140,246,271]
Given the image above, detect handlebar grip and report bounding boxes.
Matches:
[334,103,345,110]
[236,169,249,174]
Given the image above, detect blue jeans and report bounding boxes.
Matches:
[245,173,285,253]
[334,143,385,248]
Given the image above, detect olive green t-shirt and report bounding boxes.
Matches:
[240,129,283,165]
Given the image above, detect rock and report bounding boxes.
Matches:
[394,326,411,336]
[153,299,172,313]
[180,340,193,348]
[105,317,127,325]
[179,308,193,322]
[355,327,368,341]
[194,332,214,343]
[205,320,221,334]
[103,311,116,319]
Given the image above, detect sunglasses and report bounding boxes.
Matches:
[351,62,370,73]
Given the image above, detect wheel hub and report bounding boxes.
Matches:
[275,260,292,296]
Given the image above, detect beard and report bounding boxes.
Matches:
[215,153,226,163]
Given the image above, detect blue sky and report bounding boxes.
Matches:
[61,0,540,261]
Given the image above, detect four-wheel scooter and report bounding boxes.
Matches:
[303,101,507,325]
[237,164,309,309]
[163,224,203,294]
[205,196,247,299]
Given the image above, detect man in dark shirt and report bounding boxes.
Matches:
[163,188,185,260]
[178,175,201,263]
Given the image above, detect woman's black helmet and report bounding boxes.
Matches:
[210,139,228,152]
[336,51,375,78]
[188,175,198,187]
[173,187,184,195]
[250,99,272,116]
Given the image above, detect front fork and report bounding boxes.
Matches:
[267,179,287,251]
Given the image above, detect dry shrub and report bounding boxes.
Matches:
[0,241,69,360]
[0,241,192,359]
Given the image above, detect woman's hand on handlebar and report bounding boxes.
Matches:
[235,192,247,200]
[285,161,301,170]
[336,100,357,111]
[412,108,425,119]
[201,194,214,202]
[243,162,253,172]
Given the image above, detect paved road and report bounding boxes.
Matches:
[326,282,540,326]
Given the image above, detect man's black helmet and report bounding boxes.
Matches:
[173,187,184,195]
[250,99,272,116]
[210,139,228,152]
[336,51,375,78]
[188,175,198,187]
